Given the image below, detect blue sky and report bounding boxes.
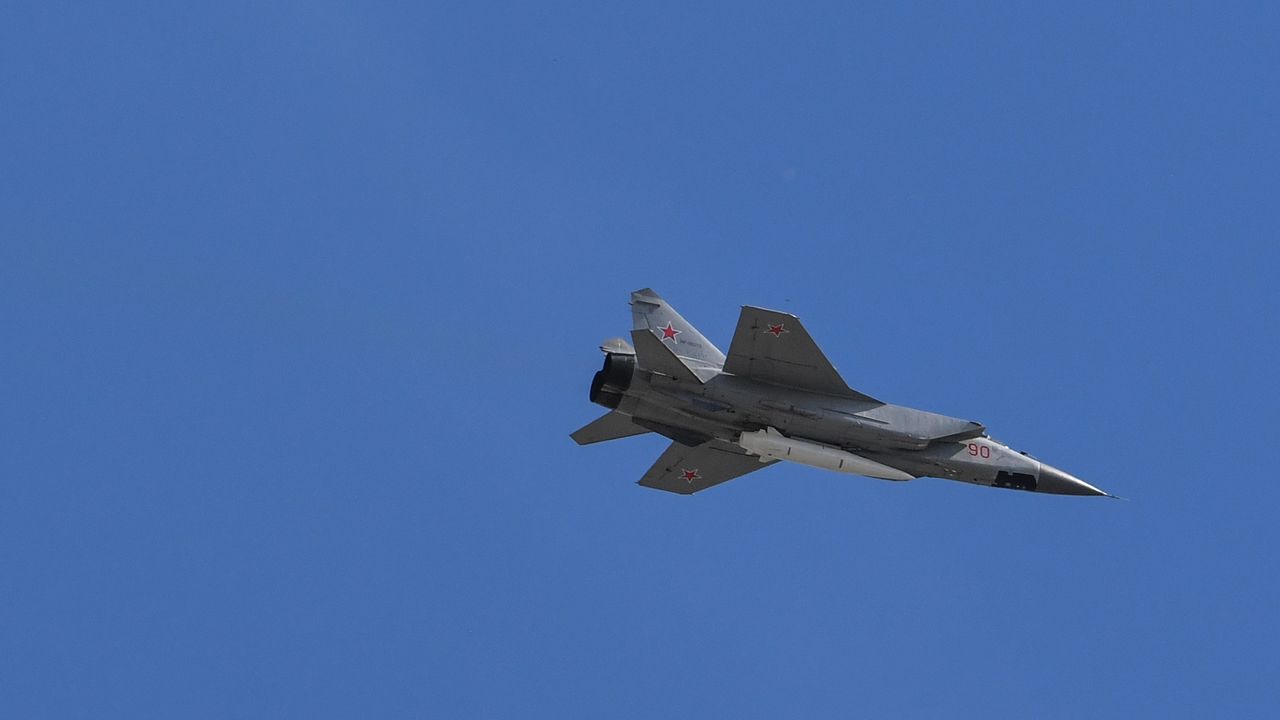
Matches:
[2,2,1278,717]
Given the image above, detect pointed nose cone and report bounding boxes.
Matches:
[1037,464,1109,497]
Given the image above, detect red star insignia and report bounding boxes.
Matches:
[660,322,680,342]
[765,322,788,337]
[680,468,700,483]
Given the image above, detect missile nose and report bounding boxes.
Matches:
[1037,464,1109,497]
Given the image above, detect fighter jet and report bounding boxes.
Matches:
[572,288,1111,497]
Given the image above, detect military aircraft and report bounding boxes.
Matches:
[572,288,1111,497]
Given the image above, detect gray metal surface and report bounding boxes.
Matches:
[724,306,878,403]
[574,289,1109,498]
[570,411,649,446]
[637,439,777,495]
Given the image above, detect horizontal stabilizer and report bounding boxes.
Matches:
[571,412,650,445]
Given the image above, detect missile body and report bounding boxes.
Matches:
[738,427,913,481]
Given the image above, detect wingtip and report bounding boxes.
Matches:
[741,304,799,318]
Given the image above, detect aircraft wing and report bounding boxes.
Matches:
[723,306,880,402]
[638,439,776,494]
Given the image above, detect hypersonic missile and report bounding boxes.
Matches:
[737,428,913,481]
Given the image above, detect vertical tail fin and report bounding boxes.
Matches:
[630,289,725,378]
[630,327,703,384]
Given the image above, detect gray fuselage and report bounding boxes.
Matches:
[611,361,1095,495]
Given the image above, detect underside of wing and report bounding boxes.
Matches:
[638,439,776,494]
[723,306,879,402]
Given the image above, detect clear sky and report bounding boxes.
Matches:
[3,2,1278,717]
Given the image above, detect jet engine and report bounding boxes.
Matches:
[589,352,635,410]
